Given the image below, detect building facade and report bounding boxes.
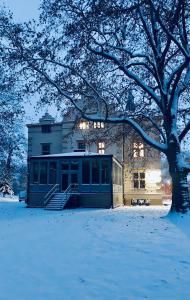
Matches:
[27,112,163,207]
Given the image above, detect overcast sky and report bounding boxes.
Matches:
[0,0,40,21]
[0,0,60,123]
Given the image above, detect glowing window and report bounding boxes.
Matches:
[133,142,144,158]
[97,142,105,154]
[94,122,104,129]
[79,121,89,130]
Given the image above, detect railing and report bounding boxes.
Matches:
[61,184,79,209]
[44,184,59,206]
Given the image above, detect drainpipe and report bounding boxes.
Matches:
[122,124,125,205]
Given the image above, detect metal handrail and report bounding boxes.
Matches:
[44,184,59,206]
[60,184,79,209]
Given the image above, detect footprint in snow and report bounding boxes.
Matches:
[179,260,190,265]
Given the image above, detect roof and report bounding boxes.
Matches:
[30,151,107,158]
[29,151,122,166]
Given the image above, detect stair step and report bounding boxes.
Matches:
[44,189,77,211]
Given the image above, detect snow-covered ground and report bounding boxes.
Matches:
[0,197,190,300]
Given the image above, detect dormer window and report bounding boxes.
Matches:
[94,122,104,129]
[79,121,89,130]
[41,125,51,133]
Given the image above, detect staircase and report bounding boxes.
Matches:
[44,184,78,211]
[45,192,71,210]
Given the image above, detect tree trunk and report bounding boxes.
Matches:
[167,140,190,213]
[169,167,190,213]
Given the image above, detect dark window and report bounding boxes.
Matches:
[82,160,90,184]
[33,162,39,183]
[49,162,57,184]
[133,172,145,189]
[78,141,86,150]
[92,160,100,184]
[101,160,110,184]
[41,143,51,155]
[41,125,51,133]
[40,162,48,184]
[71,162,79,170]
[62,162,69,170]
[71,173,78,184]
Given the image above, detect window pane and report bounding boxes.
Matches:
[77,141,85,150]
[92,160,100,184]
[49,162,57,184]
[71,173,78,184]
[140,173,145,179]
[133,173,138,179]
[134,180,139,188]
[41,125,51,133]
[62,163,69,170]
[79,121,89,130]
[71,162,79,170]
[140,180,145,189]
[41,143,50,155]
[97,141,105,154]
[33,162,39,183]
[101,160,110,184]
[82,160,90,184]
[40,162,48,184]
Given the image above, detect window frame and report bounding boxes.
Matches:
[97,141,105,154]
[133,172,146,189]
[94,122,104,129]
[78,121,89,130]
[41,124,51,133]
[133,141,145,158]
[41,143,51,155]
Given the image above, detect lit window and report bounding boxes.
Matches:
[133,172,145,189]
[94,122,104,129]
[133,142,144,158]
[97,142,105,154]
[79,121,89,130]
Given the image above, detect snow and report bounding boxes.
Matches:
[0,198,190,300]
[32,151,102,158]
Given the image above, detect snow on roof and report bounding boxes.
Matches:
[31,151,106,158]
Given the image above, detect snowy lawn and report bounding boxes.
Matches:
[0,198,190,300]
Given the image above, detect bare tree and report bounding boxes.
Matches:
[3,0,190,212]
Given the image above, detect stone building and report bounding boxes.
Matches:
[27,111,162,208]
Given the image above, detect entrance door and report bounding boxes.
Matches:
[61,173,69,191]
[61,172,78,191]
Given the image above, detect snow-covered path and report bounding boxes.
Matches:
[0,199,190,300]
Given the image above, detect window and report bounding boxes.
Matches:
[79,121,89,130]
[49,162,57,184]
[97,141,105,154]
[33,162,39,183]
[94,122,104,129]
[133,172,145,189]
[101,160,110,184]
[92,160,100,184]
[82,160,90,184]
[41,143,51,155]
[71,161,79,170]
[40,162,48,184]
[77,141,86,150]
[41,125,51,133]
[133,142,144,158]
[62,162,69,170]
